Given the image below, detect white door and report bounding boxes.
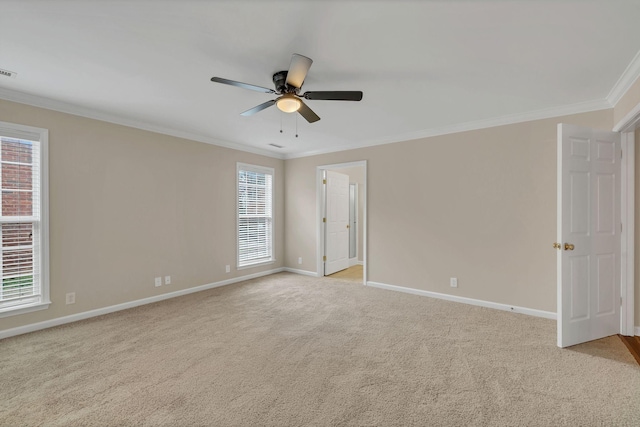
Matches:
[557,124,621,348]
[325,170,350,275]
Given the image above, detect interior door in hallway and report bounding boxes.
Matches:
[557,123,621,348]
[325,170,350,275]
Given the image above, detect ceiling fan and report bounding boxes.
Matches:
[210,54,363,123]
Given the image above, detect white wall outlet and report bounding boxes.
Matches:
[298,257,302,265]
[225,265,230,273]
[450,277,458,288]
[164,275,171,285]
[154,277,162,287]
[65,292,75,304]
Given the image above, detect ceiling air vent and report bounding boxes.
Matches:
[268,143,284,148]
[0,68,17,79]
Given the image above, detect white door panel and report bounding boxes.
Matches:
[325,170,350,275]
[558,124,620,348]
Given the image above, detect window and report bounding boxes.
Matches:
[0,122,49,318]
[237,163,274,268]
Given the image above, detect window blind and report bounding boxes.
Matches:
[238,164,273,267]
[0,136,41,309]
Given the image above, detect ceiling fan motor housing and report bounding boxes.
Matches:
[273,70,298,94]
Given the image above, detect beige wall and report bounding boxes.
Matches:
[285,110,613,313]
[614,76,640,127]
[0,99,284,332]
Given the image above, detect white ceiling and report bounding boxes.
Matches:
[1,1,640,159]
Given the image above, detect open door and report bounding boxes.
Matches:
[324,170,350,275]
[557,124,621,348]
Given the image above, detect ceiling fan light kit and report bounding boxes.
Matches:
[210,53,363,124]
[276,94,301,113]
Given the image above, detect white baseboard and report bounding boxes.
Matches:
[283,267,320,277]
[635,326,640,336]
[0,268,284,340]
[366,281,557,320]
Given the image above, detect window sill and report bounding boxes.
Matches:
[237,259,275,271]
[0,300,51,319]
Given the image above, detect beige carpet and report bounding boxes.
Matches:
[1,272,639,426]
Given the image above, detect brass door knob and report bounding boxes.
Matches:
[346,224,350,229]
[564,243,574,251]
[553,243,561,249]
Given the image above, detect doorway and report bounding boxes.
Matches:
[316,161,367,285]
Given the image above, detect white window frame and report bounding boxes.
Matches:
[237,162,275,269]
[0,121,49,318]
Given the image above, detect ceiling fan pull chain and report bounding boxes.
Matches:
[295,114,299,138]
[280,112,283,134]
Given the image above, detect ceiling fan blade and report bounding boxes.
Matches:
[297,100,320,123]
[285,54,313,89]
[240,100,276,116]
[303,91,363,101]
[211,77,275,94]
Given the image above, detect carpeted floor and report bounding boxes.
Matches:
[1,272,639,426]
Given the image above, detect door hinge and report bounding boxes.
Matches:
[323,255,327,262]
[323,217,326,223]
[323,179,327,184]
[621,222,623,232]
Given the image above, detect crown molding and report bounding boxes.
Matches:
[0,88,285,160]
[0,87,613,162]
[613,100,640,132]
[607,49,640,107]
[284,98,611,159]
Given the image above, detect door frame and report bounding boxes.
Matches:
[614,104,640,336]
[316,161,367,284]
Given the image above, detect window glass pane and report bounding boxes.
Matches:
[1,137,35,218]
[2,163,33,190]
[2,190,33,216]
[238,217,272,263]
[1,139,33,164]
[1,223,34,299]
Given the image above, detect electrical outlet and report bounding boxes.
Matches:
[65,292,75,304]
[450,277,458,288]
[154,277,162,287]
[164,276,171,285]
[225,265,231,273]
